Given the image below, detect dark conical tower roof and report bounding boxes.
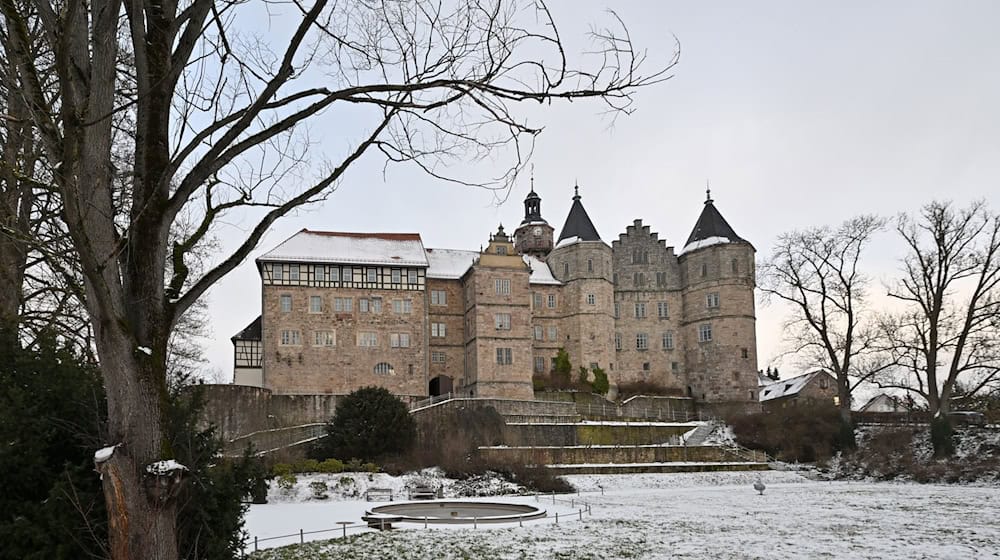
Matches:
[685,189,744,247]
[557,185,601,242]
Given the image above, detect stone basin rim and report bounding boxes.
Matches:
[367,500,547,524]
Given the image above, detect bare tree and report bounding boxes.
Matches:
[878,200,1000,455]
[760,215,889,442]
[0,1,674,558]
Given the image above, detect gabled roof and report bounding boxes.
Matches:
[258,229,429,267]
[681,194,744,254]
[231,316,262,342]
[557,187,601,243]
[425,248,479,279]
[423,248,561,285]
[759,368,834,402]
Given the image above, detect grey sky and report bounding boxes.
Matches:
[201,1,1000,381]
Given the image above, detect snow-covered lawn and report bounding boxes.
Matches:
[246,471,1000,559]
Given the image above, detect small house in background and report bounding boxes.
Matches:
[859,393,904,413]
[759,368,838,412]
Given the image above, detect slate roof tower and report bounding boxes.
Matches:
[678,189,757,407]
[546,185,615,380]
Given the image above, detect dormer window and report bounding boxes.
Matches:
[497,246,507,255]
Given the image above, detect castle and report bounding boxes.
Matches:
[232,185,759,411]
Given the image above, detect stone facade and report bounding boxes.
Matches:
[234,188,759,410]
[759,369,838,412]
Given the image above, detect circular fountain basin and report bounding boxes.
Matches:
[366,501,546,525]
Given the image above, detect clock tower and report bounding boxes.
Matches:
[514,182,555,258]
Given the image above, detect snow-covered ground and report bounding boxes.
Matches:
[245,470,1000,559]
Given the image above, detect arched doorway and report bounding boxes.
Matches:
[429,375,453,396]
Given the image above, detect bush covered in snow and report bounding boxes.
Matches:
[827,424,1000,484]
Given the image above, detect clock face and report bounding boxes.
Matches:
[532,227,542,237]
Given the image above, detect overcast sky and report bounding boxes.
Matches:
[200,1,1000,382]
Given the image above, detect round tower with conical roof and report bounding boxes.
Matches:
[546,185,615,378]
[678,189,758,412]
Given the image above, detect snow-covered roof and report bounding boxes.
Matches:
[425,248,478,279]
[759,368,834,402]
[424,249,561,285]
[258,230,429,267]
[555,235,581,249]
[679,236,732,255]
[523,255,561,285]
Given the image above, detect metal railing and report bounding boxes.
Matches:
[409,392,454,411]
[242,490,598,557]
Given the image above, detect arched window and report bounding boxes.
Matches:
[374,362,394,375]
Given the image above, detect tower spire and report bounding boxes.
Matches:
[705,179,713,204]
[530,164,535,193]
[573,180,580,200]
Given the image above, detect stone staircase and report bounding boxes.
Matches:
[410,394,769,475]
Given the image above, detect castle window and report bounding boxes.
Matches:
[408,269,418,284]
[431,290,447,305]
[329,266,340,282]
[732,371,740,380]
[636,333,649,350]
[357,332,379,347]
[534,326,543,340]
[431,323,446,337]
[496,348,513,365]
[374,362,394,375]
[289,265,300,282]
[634,302,646,319]
[495,313,511,330]
[366,267,378,283]
[548,326,557,341]
[271,263,283,282]
[390,333,411,348]
[657,302,669,318]
[392,299,413,314]
[707,293,720,308]
[662,331,674,350]
[495,279,511,295]
[309,295,323,313]
[656,272,666,286]
[280,294,292,313]
[359,298,370,313]
[615,333,622,351]
[497,245,507,255]
[534,357,545,373]
[587,294,596,305]
[701,263,708,277]
[391,269,401,284]
[343,267,354,283]
[533,292,542,309]
[750,390,755,400]
[564,263,569,276]
[742,348,749,359]
[587,259,593,272]
[371,298,382,313]
[698,324,713,343]
[820,377,830,390]
[313,330,336,347]
[672,361,679,372]
[547,294,557,308]
[431,352,446,364]
[614,303,620,318]
[643,362,650,371]
[613,273,618,285]
[334,297,353,312]
[279,329,301,346]
[732,259,739,274]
